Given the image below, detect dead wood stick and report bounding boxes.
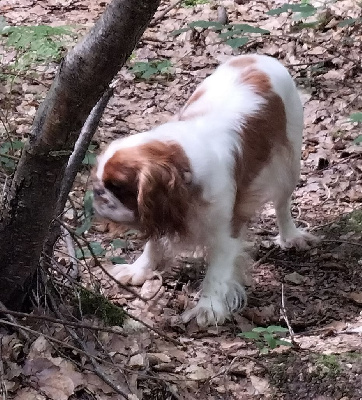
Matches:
[150,0,183,26]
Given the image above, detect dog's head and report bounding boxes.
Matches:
[93,140,193,238]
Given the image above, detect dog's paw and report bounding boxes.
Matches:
[277,229,319,250]
[181,282,247,327]
[181,296,227,327]
[108,262,154,286]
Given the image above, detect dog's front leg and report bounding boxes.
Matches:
[182,228,247,327]
[109,239,164,286]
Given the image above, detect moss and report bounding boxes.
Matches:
[79,288,125,326]
[326,209,362,235]
[182,0,209,7]
[348,210,362,232]
[316,354,341,376]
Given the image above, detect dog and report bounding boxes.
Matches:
[92,54,317,326]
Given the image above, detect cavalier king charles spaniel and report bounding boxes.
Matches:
[93,54,317,326]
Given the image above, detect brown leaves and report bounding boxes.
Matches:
[23,336,83,400]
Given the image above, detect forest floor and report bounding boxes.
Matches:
[1,0,362,399]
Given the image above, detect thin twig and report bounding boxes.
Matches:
[285,57,335,68]
[252,247,277,269]
[0,309,128,337]
[322,239,362,247]
[280,284,298,349]
[0,319,108,364]
[61,226,79,280]
[59,219,164,301]
[149,0,184,27]
[0,153,19,161]
[0,301,30,341]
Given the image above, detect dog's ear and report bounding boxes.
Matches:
[137,159,190,238]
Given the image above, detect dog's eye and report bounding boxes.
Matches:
[105,180,135,197]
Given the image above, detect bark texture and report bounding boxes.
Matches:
[0,0,160,307]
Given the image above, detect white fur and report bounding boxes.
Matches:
[95,55,318,326]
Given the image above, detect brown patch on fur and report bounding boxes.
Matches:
[228,56,256,69]
[241,67,272,94]
[102,141,196,238]
[231,91,289,237]
[102,152,140,213]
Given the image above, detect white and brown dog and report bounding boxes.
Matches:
[93,54,317,326]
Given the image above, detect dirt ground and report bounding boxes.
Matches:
[1,0,362,399]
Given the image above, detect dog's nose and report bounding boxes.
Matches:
[93,187,105,197]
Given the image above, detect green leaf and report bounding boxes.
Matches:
[75,247,90,259]
[188,20,225,30]
[289,3,316,13]
[295,21,319,29]
[0,16,8,33]
[225,37,248,48]
[82,151,96,166]
[75,217,93,236]
[142,66,158,79]
[111,239,127,249]
[239,331,261,339]
[267,3,316,16]
[157,59,172,73]
[1,24,74,69]
[75,191,94,235]
[267,4,290,15]
[110,256,127,264]
[75,242,105,260]
[354,135,362,145]
[338,18,358,27]
[89,242,106,256]
[266,325,289,333]
[170,27,190,36]
[260,347,269,355]
[231,24,270,34]
[263,333,277,349]
[349,112,362,123]
[182,0,209,7]
[83,191,94,218]
[252,327,267,333]
[10,140,24,150]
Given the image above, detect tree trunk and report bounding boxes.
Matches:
[0,0,160,308]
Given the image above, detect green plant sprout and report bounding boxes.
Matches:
[239,325,292,355]
[348,112,362,145]
[0,17,75,70]
[171,20,270,49]
[182,0,209,7]
[171,1,359,49]
[130,59,172,80]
